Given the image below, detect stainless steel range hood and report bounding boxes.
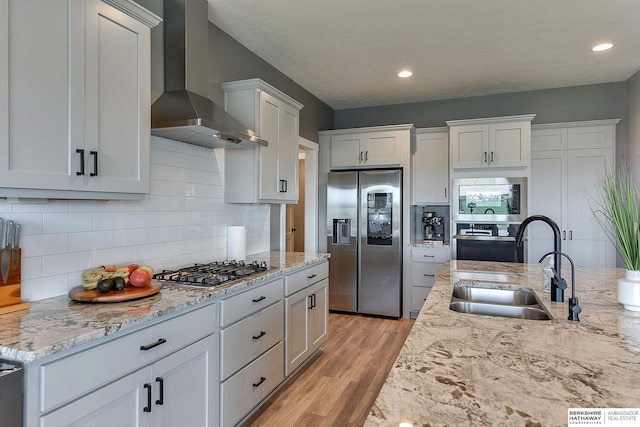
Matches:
[151,0,267,148]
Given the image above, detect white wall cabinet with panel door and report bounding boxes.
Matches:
[410,247,449,318]
[448,115,535,170]
[528,120,620,268]
[218,278,285,427]
[285,261,329,375]
[0,0,159,200]
[222,79,303,203]
[412,128,449,204]
[321,124,413,169]
[27,304,218,427]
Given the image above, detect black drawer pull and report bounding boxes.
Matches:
[252,331,266,340]
[307,274,317,279]
[253,377,266,388]
[424,274,435,277]
[140,338,167,351]
[155,377,164,405]
[252,296,266,303]
[143,383,152,412]
[76,149,85,175]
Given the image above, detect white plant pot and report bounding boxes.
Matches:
[618,269,640,312]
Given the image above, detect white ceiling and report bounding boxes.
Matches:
[207,0,640,110]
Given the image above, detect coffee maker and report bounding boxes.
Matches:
[422,211,444,243]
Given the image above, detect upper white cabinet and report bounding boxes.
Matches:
[321,124,413,169]
[222,79,303,204]
[447,115,535,170]
[412,128,449,204]
[528,119,619,268]
[0,0,160,199]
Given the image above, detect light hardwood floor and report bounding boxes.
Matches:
[242,312,415,427]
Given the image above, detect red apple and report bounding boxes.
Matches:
[129,268,151,287]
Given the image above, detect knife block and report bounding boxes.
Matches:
[0,248,30,315]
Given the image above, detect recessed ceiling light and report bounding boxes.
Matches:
[592,43,613,52]
[398,70,413,78]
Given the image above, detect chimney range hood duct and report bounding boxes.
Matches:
[151,0,267,148]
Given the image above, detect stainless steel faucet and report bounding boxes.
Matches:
[539,251,582,322]
[515,215,564,302]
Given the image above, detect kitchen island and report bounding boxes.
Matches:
[366,260,640,427]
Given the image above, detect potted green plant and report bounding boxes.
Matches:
[593,166,640,311]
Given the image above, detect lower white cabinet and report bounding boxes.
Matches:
[410,247,449,318]
[284,261,329,375]
[219,278,285,427]
[41,335,216,427]
[28,304,218,427]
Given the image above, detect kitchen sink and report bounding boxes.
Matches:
[449,301,551,320]
[449,282,552,321]
[451,285,540,306]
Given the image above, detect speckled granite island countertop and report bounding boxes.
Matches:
[367,260,640,427]
[0,251,329,363]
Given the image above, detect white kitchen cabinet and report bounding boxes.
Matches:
[41,335,215,427]
[28,304,218,427]
[0,0,159,199]
[320,124,413,169]
[447,115,535,170]
[222,79,303,203]
[528,120,619,268]
[412,127,449,204]
[284,261,329,375]
[410,247,449,318]
[219,277,285,427]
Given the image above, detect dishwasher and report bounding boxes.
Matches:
[0,359,23,427]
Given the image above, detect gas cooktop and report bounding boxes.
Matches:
[153,260,269,288]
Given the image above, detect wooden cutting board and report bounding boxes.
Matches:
[69,281,162,303]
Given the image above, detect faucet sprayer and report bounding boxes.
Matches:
[539,251,582,322]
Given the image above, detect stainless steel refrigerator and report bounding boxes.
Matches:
[327,169,402,317]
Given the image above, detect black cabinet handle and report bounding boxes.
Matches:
[252,296,266,303]
[76,149,85,176]
[444,188,447,198]
[484,151,487,163]
[359,151,363,162]
[140,338,166,351]
[563,230,567,240]
[283,179,288,193]
[424,274,435,277]
[308,295,313,309]
[253,377,266,388]
[423,255,435,258]
[155,377,164,405]
[143,383,152,412]
[252,331,266,340]
[365,151,368,162]
[89,150,98,176]
[311,293,317,308]
[307,274,317,279]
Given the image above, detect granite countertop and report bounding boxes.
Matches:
[367,260,640,427]
[0,251,329,363]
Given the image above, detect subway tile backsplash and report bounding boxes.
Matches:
[0,136,270,302]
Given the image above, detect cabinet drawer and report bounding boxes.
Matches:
[412,263,443,287]
[221,341,285,427]
[40,304,215,412]
[284,262,328,296]
[220,278,284,327]
[221,300,284,380]
[411,286,433,311]
[411,249,449,263]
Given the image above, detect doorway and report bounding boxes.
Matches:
[284,137,319,252]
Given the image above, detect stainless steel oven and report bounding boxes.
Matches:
[452,223,525,262]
